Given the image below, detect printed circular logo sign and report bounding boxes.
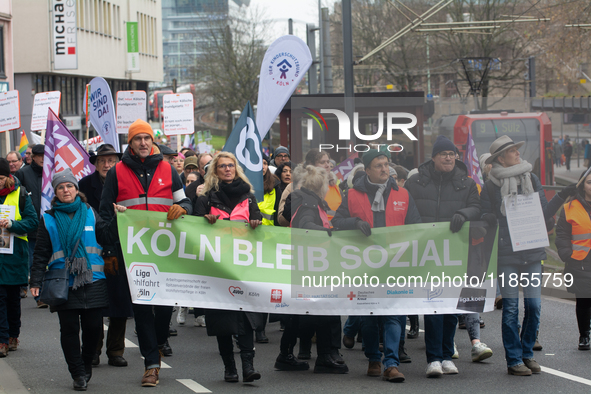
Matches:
[267,52,301,87]
[102,121,112,136]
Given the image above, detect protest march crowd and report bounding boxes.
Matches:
[2,118,591,391]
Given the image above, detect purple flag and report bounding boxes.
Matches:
[41,108,95,215]
[463,130,483,187]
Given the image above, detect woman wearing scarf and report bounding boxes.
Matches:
[193,152,264,383]
[480,135,554,376]
[0,158,38,357]
[30,168,114,391]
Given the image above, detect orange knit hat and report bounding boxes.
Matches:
[128,119,154,143]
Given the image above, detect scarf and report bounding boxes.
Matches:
[488,160,534,216]
[366,177,388,212]
[218,179,251,210]
[53,196,92,290]
[0,175,15,196]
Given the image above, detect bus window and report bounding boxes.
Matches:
[471,118,541,179]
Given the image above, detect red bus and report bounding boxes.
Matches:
[152,90,173,121]
[441,111,553,185]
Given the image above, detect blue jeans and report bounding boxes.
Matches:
[0,285,21,344]
[343,316,361,338]
[361,315,405,369]
[499,262,542,368]
[133,304,173,369]
[424,314,458,363]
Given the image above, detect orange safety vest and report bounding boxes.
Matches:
[347,186,410,228]
[115,161,173,212]
[564,199,591,260]
[324,183,342,221]
[211,199,250,221]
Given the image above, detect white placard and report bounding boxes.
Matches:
[504,192,549,252]
[52,0,78,70]
[0,205,15,254]
[0,91,20,133]
[31,91,61,131]
[116,91,147,134]
[162,93,194,135]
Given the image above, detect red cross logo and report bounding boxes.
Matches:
[270,289,282,303]
[347,291,356,300]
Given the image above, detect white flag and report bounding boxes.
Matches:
[256,35,312,139]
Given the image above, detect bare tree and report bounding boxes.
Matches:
[193,9,269,135]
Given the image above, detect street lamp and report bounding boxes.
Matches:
[231,110,241,129]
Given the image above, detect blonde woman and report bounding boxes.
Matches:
[193,151,264,383]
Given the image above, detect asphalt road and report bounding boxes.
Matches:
[1,294,590,394]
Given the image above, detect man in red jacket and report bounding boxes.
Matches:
[332,149,422,383]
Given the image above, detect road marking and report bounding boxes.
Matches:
[125,338,139,348]
[542,366,591,386]
[177,379,211,393]
[140,357,171,369]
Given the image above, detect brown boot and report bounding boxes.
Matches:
[8,337,18,351]
[367,361,381,377]
[141,368,160,387]
[383,366,405,382]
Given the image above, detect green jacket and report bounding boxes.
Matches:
[0,177,39,285]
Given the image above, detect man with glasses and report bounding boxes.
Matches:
[270,146,290,167]
[405,135,481,378]
[6,151,23,175]
[24,146,33,166]
[79,144,130,369]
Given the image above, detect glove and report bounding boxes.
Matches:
[558,183,577,200]
[356,220,372,237]
[167,205,187,220]
[482,213,497,228]
[450,213,466,233]
[103,256,119,276]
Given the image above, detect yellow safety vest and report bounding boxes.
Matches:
[564,199,591,260]
[4,186,27,241]
[258,188,277,226]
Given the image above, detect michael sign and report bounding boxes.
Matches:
[52,0,77,70]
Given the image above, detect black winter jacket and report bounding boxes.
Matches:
[78,171,104,212]
[30,205,114,312]
[555,196,591,296]
[14,161,43,240]
[290,188,331,231]
[193,181,262,221]
[480,173,549,265]
[404,160,481,224]
[333,175,422,230]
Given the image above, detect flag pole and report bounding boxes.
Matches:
[5,130,11,153]
[85,84,90,152]
[40,129,46,143]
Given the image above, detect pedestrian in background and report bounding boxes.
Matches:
[0,158,38,357]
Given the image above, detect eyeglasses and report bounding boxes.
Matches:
[437,152,456,158]
[7,160,20,164]
[275,154,289,159]
[217,163,235,170]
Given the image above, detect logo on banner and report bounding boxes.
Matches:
[347,291,356,301]
[102,121,112,136]
[229,286,244,297]
[270,289,282,303]
[268,53,301,87]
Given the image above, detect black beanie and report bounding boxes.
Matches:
[0,158,10,177]
[432,135,456,157]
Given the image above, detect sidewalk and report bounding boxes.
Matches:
[0,359,28,394]
[554,160,587,184]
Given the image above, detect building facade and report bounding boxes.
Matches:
[12,0,163,147]
[161,0,248,86]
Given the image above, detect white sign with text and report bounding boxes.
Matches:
[116,91,147,134]
[163,93,194,135]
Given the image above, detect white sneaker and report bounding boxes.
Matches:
[471,342,493,362]
[176,307,187,325]
[442,360,458,374]
[452,342,459,359]
[426,361,443,377]
[195,315,206,327]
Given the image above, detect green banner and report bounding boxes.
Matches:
[117,210,498,315]
[126,22,138,53]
